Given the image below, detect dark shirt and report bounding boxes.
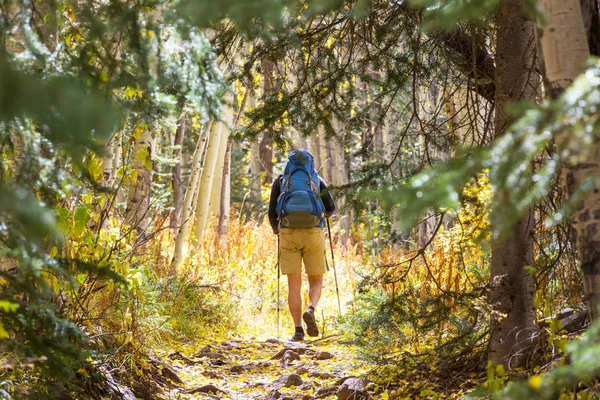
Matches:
[268,175,336,234]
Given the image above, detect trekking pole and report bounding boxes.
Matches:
[276,234,280,338]
[326,218,342,316]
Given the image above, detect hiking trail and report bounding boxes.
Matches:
[156,335,375,399]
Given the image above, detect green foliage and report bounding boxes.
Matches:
[175,0,346,36]
[373,59,600,239]
[469,318,600,399]
[0,60,118,160]
[370,151,486,231]
[409,0,540,30]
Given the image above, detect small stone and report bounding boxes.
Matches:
[315,351,334,360]
[201,370,223,379]
[273,373,303,388]
[298,381,315,391]
[185,384,226,395]
[266,338,282,344]
[296,347,309,355]
[316,386,338,396]
[266,389,282,400]
[230,364,250,374]
[308,371,337,379]
[337,378,372,400]
[296,366,309,375]
[272,348,300,360]
[280,350,302,367]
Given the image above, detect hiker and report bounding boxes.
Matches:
[268,150,336,341]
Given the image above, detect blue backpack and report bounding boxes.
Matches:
[275,150,325,229]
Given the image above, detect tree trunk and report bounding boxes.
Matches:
[319,126,332,182]
[578,0,600,55]
[170,114,186,233]
[208,97,233,220]
[172,121,211,270]
[537,0,600,319]
[537,0,590,98]
[218,141,233,239]
[194,118,223,242]
[309,133,321,170]
[125,122,156,236]
[250,140,262,197]
[260,58,276,185]
[488,0,539,369]
[332,119,351,241]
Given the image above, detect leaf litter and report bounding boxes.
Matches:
[154,335,377,399]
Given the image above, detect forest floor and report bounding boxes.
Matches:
[154,334,378,400]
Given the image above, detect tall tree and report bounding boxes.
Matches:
[208,96,234,220]
[172,121,211,269]
[488,0,539,368]
[259,58,276,185]
[194,118,223,242]
[170,113,186,233]
[537,0,600,318]
[125,122,156,236]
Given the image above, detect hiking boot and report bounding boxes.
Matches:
[303,309,319,337]
[291,331,305,341]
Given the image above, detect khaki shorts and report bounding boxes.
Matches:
[279,228,327,275]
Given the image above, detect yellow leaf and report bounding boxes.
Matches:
[325,36,335,48]
[382,392,390,400]
[528,375,542,390]
[0,323,9,339]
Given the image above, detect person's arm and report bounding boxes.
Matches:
[319,178,336,217]
[268,177,282,234]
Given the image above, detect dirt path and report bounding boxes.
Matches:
[160,335,375,399]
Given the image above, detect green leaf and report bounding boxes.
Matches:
[0,300,20,313]
[0,59,121,162]
[0,324,9,339]
[73,205,92,236]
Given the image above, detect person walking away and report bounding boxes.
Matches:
[268,150,336,341]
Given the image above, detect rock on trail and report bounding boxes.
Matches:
[164,336,374,399]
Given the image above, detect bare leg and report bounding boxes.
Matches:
[287,274,303,327]
[307,275,323,309]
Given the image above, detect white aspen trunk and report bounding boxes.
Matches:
[538,0,589,98]
[125,122,156,236]
[537,0,600,319]
[172,121,211,269]
[208,97,234,219]
[194,118,223,243]
[170,114,186,233]
[218,141,233,239]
